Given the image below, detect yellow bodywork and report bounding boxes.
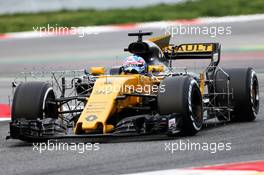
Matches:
[74,74,155,134]
[199,73,205,95]
[148,34,171,50]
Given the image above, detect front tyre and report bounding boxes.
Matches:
[12,82,58,120]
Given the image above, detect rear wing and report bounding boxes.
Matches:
[164,43,221,66]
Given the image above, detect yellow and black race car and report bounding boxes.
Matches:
[7,31,259,142]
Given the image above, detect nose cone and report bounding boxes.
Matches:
[74,75,140,134]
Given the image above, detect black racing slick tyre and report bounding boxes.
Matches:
[215,68,259,122]
[12,82,58,120]
[158,76,203,136]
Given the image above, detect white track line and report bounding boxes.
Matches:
[0,118,11,122]
[125,169,258,175]
[1,14,264,40]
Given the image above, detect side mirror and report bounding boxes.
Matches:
[90,67,105,75]
[148,65,164,73]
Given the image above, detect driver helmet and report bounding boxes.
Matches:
[123,55,146,74]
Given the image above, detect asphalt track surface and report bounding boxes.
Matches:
[0,19,264,175]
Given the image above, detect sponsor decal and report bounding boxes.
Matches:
[176,44,213,52]
[86,115,98,122]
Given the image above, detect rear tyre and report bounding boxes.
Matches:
[215,68,259,122]
[12,82,58,120]
[158,76,203,136]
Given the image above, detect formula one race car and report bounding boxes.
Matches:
[7,31,259,142]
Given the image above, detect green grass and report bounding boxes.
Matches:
[0,0,264,33]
